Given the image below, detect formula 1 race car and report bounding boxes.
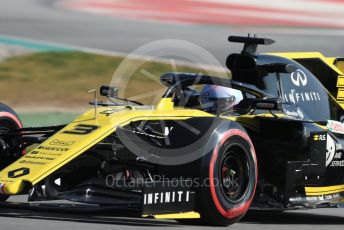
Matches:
[0,35,344,226]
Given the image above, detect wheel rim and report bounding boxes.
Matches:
[219,145,249,203]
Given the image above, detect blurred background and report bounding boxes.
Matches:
[0,0,344,126]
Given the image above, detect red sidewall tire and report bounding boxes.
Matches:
[196,127,257,226]
[0,103,22,129]
[0,103,23,160]
[0,103,22,201]
[0,112,22,129]
[209,129,257,220]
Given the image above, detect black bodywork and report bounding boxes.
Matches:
[226,37,344,209]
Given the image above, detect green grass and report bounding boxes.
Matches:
[0,51,228,127]
[0,51,227,109]
[18,112,79,127]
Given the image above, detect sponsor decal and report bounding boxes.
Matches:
[8,167,30,178]
[49,139,75,147]
[284,109,298,117]
[284,107,304,119]
[37,146,69,152]
[327,120,344,135]
[330,160,344,167]
[18,160,46,165]
[283,89,321,104]
[336,143,343,151]
[30,150,62,156]
[326,134,335,167]
[291,193,340,203]
[313,134,326,141]
[325,134,344,167]
[143,191,190,205]
[297,108,304,119]
[23,155,55,161]
[142,180,195,215]
[291,69,307,87]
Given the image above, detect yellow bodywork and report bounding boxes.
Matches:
[268,52,344,76]
[0,98,213,195]
[335,59,344,74]
[153,211,200,219]
[305,184,344,196]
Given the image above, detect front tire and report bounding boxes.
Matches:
[0,103,23,201]
[195,126,257,226]
[0,103,23,168]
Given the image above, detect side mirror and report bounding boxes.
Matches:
[100,85,119,98]
[237,98,282,111]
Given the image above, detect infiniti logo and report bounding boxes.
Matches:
[291,69,307,87]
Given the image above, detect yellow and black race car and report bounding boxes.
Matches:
[0,35,344,226]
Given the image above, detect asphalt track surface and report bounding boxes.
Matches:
[0,0,344,229]
[1,195,344,230]
[1,0,344,67]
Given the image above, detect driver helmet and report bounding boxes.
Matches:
[200,85,243,113]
